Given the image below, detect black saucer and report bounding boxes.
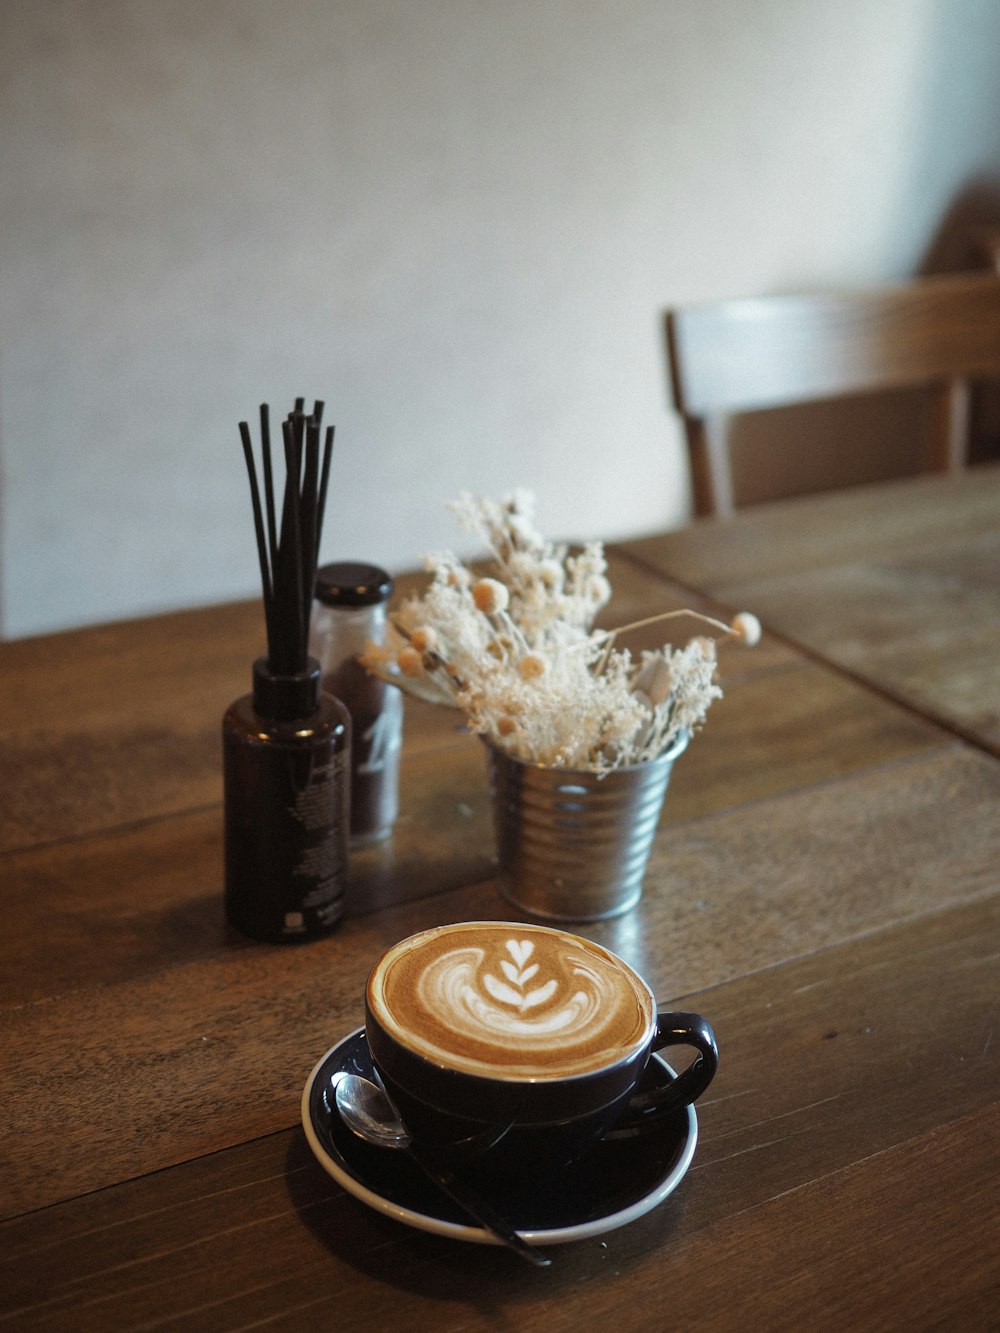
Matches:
[301,1028,698,1246]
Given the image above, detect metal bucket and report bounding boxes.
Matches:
[485,730,688,922]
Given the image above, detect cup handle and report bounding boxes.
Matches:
[616,1011,718,1129]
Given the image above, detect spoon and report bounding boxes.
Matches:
[333,1073,551,1268]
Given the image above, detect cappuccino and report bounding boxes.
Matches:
[366,921,655,1081]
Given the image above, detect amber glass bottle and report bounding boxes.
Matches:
[223,657,350,942]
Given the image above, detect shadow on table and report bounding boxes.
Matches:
[284,1127,687,1309]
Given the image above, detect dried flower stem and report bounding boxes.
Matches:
[595,608,738,675]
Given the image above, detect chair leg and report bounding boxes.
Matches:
[688,415,735,518]
[932,379,971,472]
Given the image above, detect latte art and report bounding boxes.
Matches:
[368,922,655,1079]
[422,939,603,1042]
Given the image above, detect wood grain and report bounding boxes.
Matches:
[622,464,1000,589]
[2,892,996,1330]
[0,553,783,856]
[0,597,460,857]
[708,530,1000,753]
[2,745,996,1220]
[2,476,998,1327]
[0,657,945,1008]
[620,469,1000,753]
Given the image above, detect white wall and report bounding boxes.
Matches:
[3,0,1000,638]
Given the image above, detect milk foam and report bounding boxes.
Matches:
[368,922,654,1079]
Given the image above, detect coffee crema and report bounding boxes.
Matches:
[366,921,655,1079]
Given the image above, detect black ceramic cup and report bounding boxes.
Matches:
[364,921,718,1167]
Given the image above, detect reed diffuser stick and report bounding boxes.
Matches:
[239,400,334,679]
[260,403,278,573]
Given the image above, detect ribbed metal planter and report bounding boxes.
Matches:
[485,730,689,922]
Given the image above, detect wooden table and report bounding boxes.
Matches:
[2,469,998,1330]
[626,465,1000,755]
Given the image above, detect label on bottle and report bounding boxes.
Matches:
[222,692,353,943]
[287,748,348,919]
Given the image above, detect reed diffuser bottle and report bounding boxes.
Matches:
[223,400,350,943]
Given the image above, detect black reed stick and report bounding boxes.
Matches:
[317,424,335,553]
[280,414,305,673]
[299,415,320,640]
[239,421,272,624]
[239,398,334,680]
[259,403,277,569]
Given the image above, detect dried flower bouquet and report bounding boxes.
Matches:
[363,491,759,772]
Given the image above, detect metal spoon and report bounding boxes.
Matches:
[333,1073,551,1268]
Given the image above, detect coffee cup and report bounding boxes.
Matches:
[364,920,717,1167]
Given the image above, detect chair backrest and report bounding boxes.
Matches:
[667,271,1000,517]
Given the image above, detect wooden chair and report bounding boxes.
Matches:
[667,271,1000,517]
[969,226,1000,274]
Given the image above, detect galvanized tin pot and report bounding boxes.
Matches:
[484,730,689,922]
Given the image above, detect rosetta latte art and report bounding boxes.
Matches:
[370,921,654,1078]
[420,937,605,1046]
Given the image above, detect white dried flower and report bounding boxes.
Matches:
[632,653,673,707]
[518,653,546,680]
[361,492,758,770]
[473,578,509,615]
[535,559,565,593]
[397,647,425,677]
[731,612,762,646]
[410,626,438,653]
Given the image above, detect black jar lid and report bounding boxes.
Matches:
[315,562,394,607]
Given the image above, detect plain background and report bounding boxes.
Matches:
[3,0,1000,639]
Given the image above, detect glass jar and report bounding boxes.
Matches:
[310,562,403,845]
